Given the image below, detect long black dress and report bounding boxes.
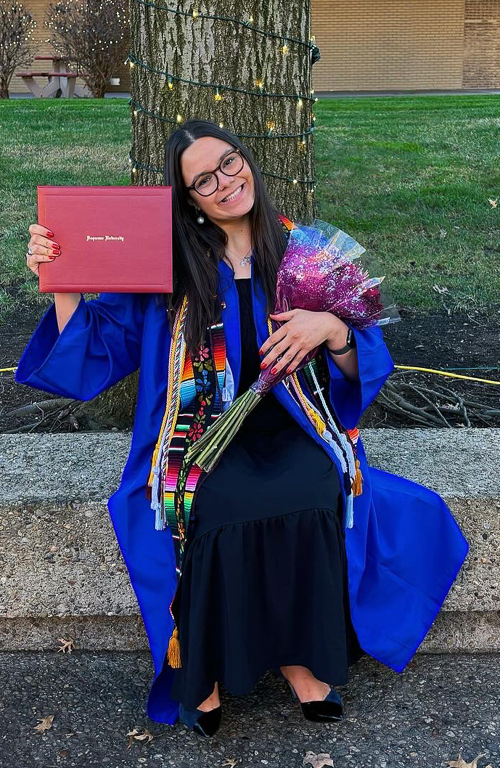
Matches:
[170,277,364,710]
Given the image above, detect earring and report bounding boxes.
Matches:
[195,206,205,224]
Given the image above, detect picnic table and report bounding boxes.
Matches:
[16,55,89,98]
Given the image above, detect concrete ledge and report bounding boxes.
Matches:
[1,429,498,652]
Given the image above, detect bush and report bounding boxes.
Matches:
[45,0,129,98]
[0,0,37,99]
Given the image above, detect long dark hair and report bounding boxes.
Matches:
[157,118,289,354]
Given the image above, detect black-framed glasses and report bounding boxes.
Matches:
[186,148,245,196]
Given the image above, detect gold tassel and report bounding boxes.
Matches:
[167,626,182,668]
[352,458,363,496]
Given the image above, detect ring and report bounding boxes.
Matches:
[27,246,33,256]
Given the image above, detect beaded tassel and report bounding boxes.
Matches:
[352,459,363,496]
[167,625,182,668]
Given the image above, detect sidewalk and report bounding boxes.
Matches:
[1,650,498,768]
[8,88,500,99]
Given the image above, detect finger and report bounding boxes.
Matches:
[26,251,56,269]
[29,241,60,260]
[32,233,60,251]
[258,325,288,356]
[269,310,296,321]
[260,337,294,369]
[29,223,54,239]
[284,348,307,375]
[268,345,303,376]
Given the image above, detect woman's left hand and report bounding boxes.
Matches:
[258,309,346,376]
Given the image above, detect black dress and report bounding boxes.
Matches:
[170,277,364,709]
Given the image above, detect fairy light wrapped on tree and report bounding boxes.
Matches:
[185,217,400,475]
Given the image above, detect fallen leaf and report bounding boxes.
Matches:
[447,752,491,768]
[135,728,154,742]
[222,761,240,768]
[433,284,450,294]
[303,752,334,768]
[34,714,54,733]
[57,637,75,654]
[488,198,497,208]
[126,727,155,748]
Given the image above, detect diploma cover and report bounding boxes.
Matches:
[37,185,173,293]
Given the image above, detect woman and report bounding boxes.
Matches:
[17,119,469,739]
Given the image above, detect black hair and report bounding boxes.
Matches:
[157,118,289,354]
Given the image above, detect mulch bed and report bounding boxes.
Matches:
[1,303,499,433]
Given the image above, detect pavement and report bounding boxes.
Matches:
[8,89,500,99]
[1,650,498,768]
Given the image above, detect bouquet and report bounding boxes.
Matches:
[185,217,400,472]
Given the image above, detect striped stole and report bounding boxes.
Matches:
[147,314,227,578]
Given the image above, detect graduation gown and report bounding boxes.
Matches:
[14,258,470,725]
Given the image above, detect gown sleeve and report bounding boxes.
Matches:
[322,322,394,430]
[14,292,147,401]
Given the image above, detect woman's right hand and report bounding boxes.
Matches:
[26,224,80,332]
[26,224,60,277]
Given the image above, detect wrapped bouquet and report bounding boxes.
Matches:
[185,217,400,472]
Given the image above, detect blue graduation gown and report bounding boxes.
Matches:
[15,258,469,725]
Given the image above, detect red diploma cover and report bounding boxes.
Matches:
[37,185,173,293]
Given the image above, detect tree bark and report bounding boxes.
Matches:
[90,0,317,429]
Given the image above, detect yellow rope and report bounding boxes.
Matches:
[4,319,500,387]
[4,362,500,385]
[147,295,188,487]
[393,364,500,385]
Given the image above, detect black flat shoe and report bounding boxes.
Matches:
[278,669,344,722]
[178,702,222,737]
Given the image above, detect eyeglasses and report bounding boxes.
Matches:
[186,148,245,196]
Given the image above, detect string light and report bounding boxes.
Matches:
[127,6,320,195]
[127,98,316,139]
[126,53,315,103]
[129,0,315,53]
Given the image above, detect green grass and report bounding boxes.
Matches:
[0,95,499,320]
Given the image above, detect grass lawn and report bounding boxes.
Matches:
[0,94,499,322]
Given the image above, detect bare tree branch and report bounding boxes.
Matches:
[0,0,37,98]
[44,0,129,97]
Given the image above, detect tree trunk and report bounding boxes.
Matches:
[89,0,318,429]
[130,0,317,219]
[0,77,10,98]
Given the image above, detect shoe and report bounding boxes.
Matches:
[178,702,222,737]
[278,669,344,722]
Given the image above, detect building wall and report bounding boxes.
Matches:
[9,0,130,95]
[8,0,500,95]
[463,0,500,88]
[311,0,466,91]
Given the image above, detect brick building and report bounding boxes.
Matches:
[9,0,500,96]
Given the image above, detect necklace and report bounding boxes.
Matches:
[225,244,253,268]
